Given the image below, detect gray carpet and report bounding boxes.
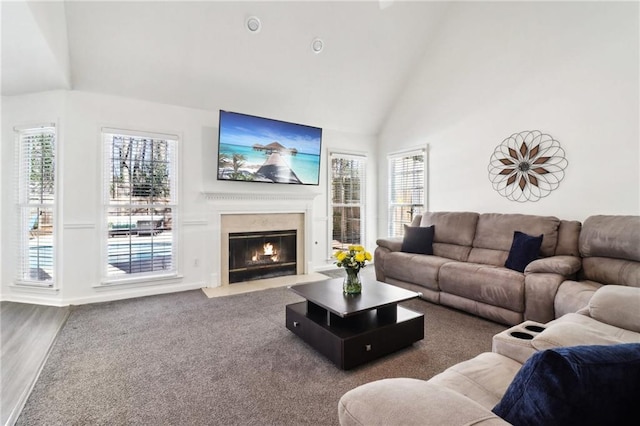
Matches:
[17,286,506,425]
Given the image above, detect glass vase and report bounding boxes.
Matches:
[343,268,362,295]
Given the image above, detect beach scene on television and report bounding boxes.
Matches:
[217,111,322,185]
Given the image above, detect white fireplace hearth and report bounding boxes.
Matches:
[203,191,319,287]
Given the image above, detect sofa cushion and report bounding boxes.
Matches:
[532,320,640,351]
[467,247,509,267]
[414,212,478,261]
[431,242,472,262]
[439,263,525,312]
[401,225,434,255]
[472,213,559,257]
[384,252,451,292]
[588,285,640,332]
[538,313,640,348]
[338,378,509,426]
[580,257,640,287]
[579,215,640,262]
[554,220,581,256]
[554,280,602,318]
[420,211,479,247]
[492,344,640,426]
[504,231,543,273]
[429,352,522,410]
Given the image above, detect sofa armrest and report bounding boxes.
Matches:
[376,236,403,252]
[338,378,509,426]
[524,273,565,323]
[524,255,581,276]
[523,255,580,323]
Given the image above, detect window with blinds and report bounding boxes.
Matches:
[388,149,426,237]
[16,125,56,285]
[330,152,366,252]
[103,129,178,280]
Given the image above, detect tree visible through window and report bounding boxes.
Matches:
[16,125,56,284]
[330,153,365,251]
[388,149,426,237]
[103,131,177,279]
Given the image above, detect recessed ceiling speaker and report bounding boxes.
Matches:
[246,16,261,33]
[311,38,324,54]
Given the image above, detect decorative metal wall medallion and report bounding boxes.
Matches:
[488,130,567,202]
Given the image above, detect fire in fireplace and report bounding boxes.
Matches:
[228,230,297,283]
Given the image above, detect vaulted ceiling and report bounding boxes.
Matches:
[2,1,450,135]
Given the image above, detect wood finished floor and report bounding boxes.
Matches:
[1,302,70,426]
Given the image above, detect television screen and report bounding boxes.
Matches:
[217,110,322,185]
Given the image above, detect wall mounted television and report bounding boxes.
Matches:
[217,110,322,185]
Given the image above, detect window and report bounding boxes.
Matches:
[16,125,56,285]
[330,152,366,252]
[388,148,426,237]
[103,129,178,281]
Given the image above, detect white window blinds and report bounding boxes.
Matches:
[330,152,366,252]
[16,125,56,284]
[388,149,426,237]
[103,130,178,280]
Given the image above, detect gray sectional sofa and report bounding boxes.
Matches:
[339,213,640,425]
[553,215,640,317]
[375,212,639,325]
[338,285,640,426]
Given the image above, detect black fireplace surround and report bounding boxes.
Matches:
[228,230,297,283]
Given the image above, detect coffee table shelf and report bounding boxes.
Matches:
[286,279,424,370]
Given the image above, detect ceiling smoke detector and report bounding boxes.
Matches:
[246,16,261,33]
[311,38,324,54]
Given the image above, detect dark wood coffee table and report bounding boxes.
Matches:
[286,278,424,369]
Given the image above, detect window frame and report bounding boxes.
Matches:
[328,151,367,257]
[15,123,58,287]
[387,147,428,237]
[101,127,180,285]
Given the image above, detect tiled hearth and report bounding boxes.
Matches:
[201,272,328,298]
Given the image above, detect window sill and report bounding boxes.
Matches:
[10,282,59,294]
[97,273,184,289]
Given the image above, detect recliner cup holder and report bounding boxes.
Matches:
[493,321,546,363]
[493,321,547,363]
[510,331,534,340]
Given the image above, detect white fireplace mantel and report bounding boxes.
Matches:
[202,191,321,202]
[204,190,320,287]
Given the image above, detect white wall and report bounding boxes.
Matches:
[1,91,67,304]
[378,1,639,232]
[1,90,377,305]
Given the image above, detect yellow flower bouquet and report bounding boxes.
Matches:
[333,245,372,294]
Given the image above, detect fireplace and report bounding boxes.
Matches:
[216,211,306,286]
[229,230,297,283]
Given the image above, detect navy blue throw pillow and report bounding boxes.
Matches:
[492,343,640,426]
[504,231,543,272]
[401,225,434,255]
